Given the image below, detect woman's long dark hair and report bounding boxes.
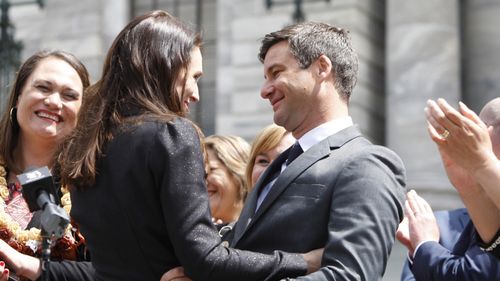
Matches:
[59,10,201,187]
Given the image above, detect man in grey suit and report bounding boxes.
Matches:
[227,22,407,280]
[162,21,406,281]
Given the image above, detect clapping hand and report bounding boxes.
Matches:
[397,190,440,257]
[425,99,494,173]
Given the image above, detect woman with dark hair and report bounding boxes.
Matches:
[58,10,316,281]
[0,50,91,280]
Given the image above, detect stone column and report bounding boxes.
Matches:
[386,0,462,209]
[102,0,130,53]
[11,0,129,82]
[462,0,500,112]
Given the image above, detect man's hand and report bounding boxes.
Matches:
[404,190,440,256]
[302,248,324,274]
[160,267,191,281]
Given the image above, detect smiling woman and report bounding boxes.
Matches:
[16,56,83,147]
[0,50,90,280]
[176,47,203,112]
[204,135,250,224]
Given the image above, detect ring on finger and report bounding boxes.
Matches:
[440,129,450,139]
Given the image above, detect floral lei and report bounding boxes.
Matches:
[0,164,79,259]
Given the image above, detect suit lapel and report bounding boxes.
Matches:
[231,151,288,246]
[232,126,363,246]
[250,142,331,223]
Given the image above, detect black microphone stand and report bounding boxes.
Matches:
[40,229,51,281]
[38,193,70,281]
[17,167,70,281]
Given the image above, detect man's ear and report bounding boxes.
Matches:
[316,55,333,80]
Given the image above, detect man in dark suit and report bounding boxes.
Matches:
[225,21,407,281]
[400,209,469,281]
[398,193,500,280]
[399,208,500,280]
[397,98,500,280]
[161,21,406,281]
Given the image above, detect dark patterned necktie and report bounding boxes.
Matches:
[256,142,304,211]
[286,142,303,166]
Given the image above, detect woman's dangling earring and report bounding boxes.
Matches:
[9,107,17,125]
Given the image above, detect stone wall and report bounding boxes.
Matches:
[11,0,129,85]
[462,0,500,112]
[386,0,463,209]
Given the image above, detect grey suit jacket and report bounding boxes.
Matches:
[229,125,407,281]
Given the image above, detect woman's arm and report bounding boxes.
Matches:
[154,119,310,281]
[0,239,95,281]
[0,239,41,280]
[425,98,500,243]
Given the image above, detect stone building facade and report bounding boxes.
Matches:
[3,0,500,279]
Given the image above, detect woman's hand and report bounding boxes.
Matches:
[425,98,495,173]
[0,261,9,281]
[0,239,41,280]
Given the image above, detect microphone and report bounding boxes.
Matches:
[17,166,69,238]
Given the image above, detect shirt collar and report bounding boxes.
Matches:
[297,116,353,152]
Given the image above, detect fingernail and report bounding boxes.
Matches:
[0,261,4,267]
[3,268,8,275]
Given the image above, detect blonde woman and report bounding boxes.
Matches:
[245,124,294,189]
[204,135,250,224]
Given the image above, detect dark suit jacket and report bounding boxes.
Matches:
[70,117,306,281]
[400,208,469,280]
[229,126,407,281]
[403,208,500,281]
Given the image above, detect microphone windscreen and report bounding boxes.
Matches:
[17,166,58,212]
